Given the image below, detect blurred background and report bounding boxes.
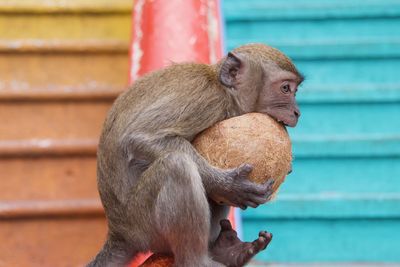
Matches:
[0,0,399,266]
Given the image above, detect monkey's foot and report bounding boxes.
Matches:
[210,219,272,267]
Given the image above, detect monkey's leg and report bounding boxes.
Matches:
[211,220,272,267]
[209,200,230,243]
[128,152,225,267]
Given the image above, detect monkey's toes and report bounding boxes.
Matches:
[236,231,272,265]
[252,231,272,252]
[259,230,272,241]
[220,219,233,231]
[211,225,273,267]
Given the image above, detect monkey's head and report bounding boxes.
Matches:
[219,43,303,127]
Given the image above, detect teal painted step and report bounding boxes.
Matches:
[292,136,400,157]
[244,196,400,219]
[248,264,400,267]
[226,24,400,59]
[226,19,400,59]
[296,59,400,96]
[224,0,400,20]
[242,218,400,262]
[224,0,400,59]
[291,102,400,135]
[282,157,400,194]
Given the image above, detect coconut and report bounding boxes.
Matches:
[138,113,292,267]
[193,112,292,197]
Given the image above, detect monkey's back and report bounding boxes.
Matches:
[102,63,233,143]
[96,63,235,211]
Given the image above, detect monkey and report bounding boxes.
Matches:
[87,43,303,267]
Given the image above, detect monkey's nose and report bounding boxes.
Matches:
[294,109,300,118]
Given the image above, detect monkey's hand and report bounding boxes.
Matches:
[211,164,275,210]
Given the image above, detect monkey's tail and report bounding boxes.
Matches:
[86,236,138,267]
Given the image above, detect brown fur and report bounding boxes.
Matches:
[232,43,302,79]
[87,43,302,267]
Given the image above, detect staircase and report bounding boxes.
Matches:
[223,0,400,264]
[2,0,400,266]
[0,0,132,266]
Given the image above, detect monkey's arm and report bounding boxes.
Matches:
[123,133,273,209]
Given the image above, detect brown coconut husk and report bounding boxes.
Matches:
[193,113,292,197]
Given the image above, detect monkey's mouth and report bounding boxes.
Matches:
[276,118,297,128]
[276,119,286,125]
[261,110,297,127]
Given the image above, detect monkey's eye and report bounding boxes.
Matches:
[281,84,291,94]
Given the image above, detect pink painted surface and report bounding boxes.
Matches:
[129,0,224,82]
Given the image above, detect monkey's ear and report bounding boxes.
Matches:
[219,52,242,88]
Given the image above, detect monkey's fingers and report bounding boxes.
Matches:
[260,179,275,198]
[242,200,259,209]
[245,195,269,206]
[243,179,274,196]
[235,163,254,180]
[263,179,275,189]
